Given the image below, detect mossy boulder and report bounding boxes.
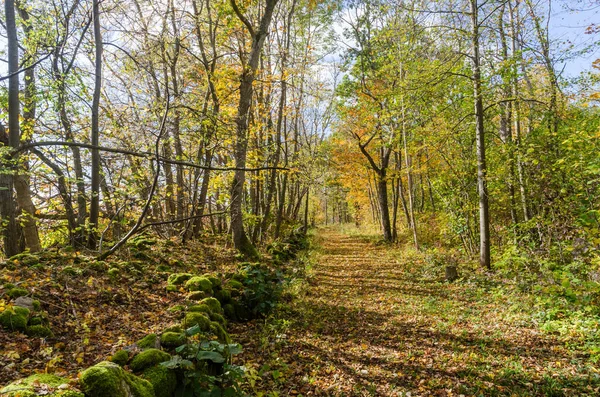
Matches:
[166,284,178,292]
[214,289,232,304]
[136,334,158,349]
[200,297,222,313]
[167,273,193,285]
[141,365,177,397]
[210,321,230,344]
[188,304,211,314]
[111,349,130,366]
[160,332,186,348]
[0,306,30,331]
[163,324,183,333]
[130,348,171,372]
[28,316,45,326]
[226,279,244,290]
[209,312,227,326]
[80,361,154,397]
[186,291,207,301]
[0,373,83,397]
[184,312,211,331]
[206,275,221,288]
[26,325,53,338]
[7,287,29,299]
[223,304,237,321]
[185,276,213,292]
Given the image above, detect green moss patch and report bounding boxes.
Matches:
[7,287,29,299]
[1,373,83,397]
[200,297,222,313]
[160,332,186,348]
[0,306,30,331]
[26,325,53,338]
[184,312,211,331]
[110,350,130,366]
[185,276,213,292]
[80,361,154,397]
[136,333,158,349]
[141,365,177,397]
[130,348,171,372]
[167,273,193,285]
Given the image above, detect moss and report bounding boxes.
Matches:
[188,304,211,314]
[160,332,186,348]
[206,275,221,288]
[184,312,211,331]
[80,361,154,397]
[167,273,192,285]
[214,289,232,304]
[223,304,237,321]
[3,282,16,289]
[26,325,53,338]
[7,287,29,299]
[166,284,178,292]
[87,261,108,273]
[163,324,183,333]
[32,300,41,311]
[107,268,120,279]
[136,334,158,349]
[186,291,207,301]
[209,312,227,327]
[28,316,44,326]
[61,266,80,277]
[210,321,230,344]
[167,305,185,313]
[200,297,222,313]
[130,348,171,372]
[141,365,177,397]
[232,272,248,283]
[185,276,213,292]
[8,253,39,266]
[0,306,30,331]
[0,373,84,397]
[227,279,244,290]
[111,349,130,366]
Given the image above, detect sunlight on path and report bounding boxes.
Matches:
[234,227,597,396]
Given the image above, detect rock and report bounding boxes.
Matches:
[200,297,222,313]
[13,296,35,311]
[0,373,84,397]
[110,349,130,366]
[184,312,211,331]
[205,275,221,288]
[184,276,213,292]
[209,312,227,327]
[80,361,154,397]
[26,325,54,338]
[214,289,232,304]
[167,273,193,285]
[141,365,177,397]
[7,287,29,299]
[188,304,211,314]
[136,334,159,349]
[0,306,30,331]
[160,332,186,348]
[209,321,230,343]
[186,291,207,301]
[130,349,171,372]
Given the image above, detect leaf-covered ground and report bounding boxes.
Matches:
[232,228,600,396]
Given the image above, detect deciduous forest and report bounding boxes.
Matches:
[1,0,600,395]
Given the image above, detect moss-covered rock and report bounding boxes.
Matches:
[200,297,222,313]
[111,349,130,366]
[28,316,44,326]
[188,304,211,314]
[209,312,227,327]
[136,334,158,349]
[223,304,237,321]
[8,253,40,266]
[165,284,178,292]
[141,365,177,397]
[0,306,30,331]
[32,299,41,311]
[107,268,120,279]
[160,332,186,348]
[185,276,213,292]
[226,279,244,290]
[130,348,171,372]
[206,275,221,289]
[142,365,177,397]
[26,325,53,338]
[0,373,83,397]
[184,312,211,331]
[186,291,207,301]
[80,361,154,397]
[210,321,230,344]
[7,287,29,299]
[163,324,183,333]
[156,264,171,273]
[167,273,192,285]
[214,289,232,304]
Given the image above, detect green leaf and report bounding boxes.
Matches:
[197,351,226,363]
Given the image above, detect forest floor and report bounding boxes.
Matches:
[232,227,600,396]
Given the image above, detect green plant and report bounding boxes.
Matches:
[160,325,245,396]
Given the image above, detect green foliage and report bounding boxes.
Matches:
[160,331,244,397]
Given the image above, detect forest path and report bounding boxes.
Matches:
[233,227,596,396]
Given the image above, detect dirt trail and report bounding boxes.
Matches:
[233,228,597,396]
